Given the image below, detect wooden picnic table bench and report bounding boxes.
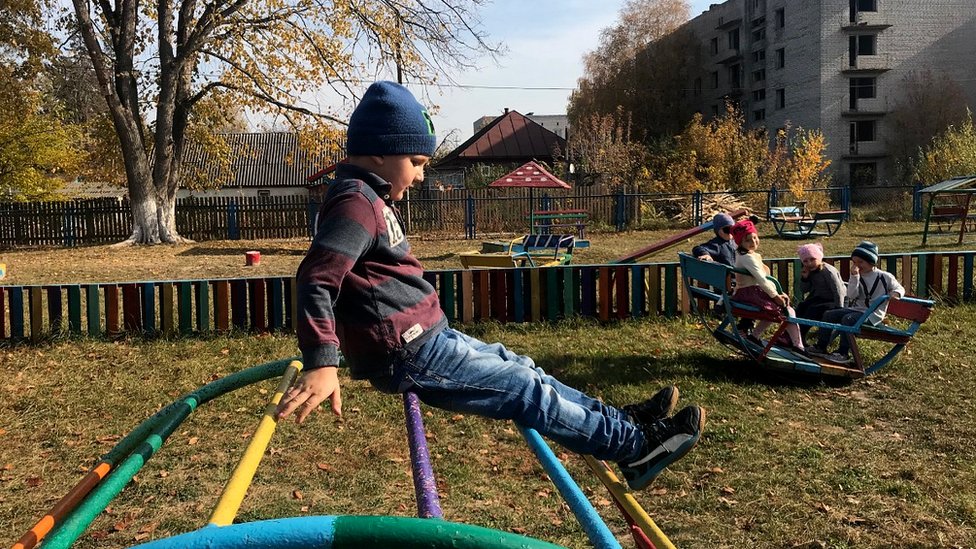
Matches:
[528,209,588,239]
[769,209,846,239]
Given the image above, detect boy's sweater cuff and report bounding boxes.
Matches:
[301,344,340,371]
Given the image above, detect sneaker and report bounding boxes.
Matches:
[619,405,706,491]
[824,352,851,364]
[745,334,766,347]
[806,347,830,358]
[622,385,679,425]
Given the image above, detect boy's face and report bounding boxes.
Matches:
[851,256,874,272]
[369,154,430,200]
[717,225,733,241]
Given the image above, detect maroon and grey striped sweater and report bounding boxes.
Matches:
[296,163,447,379]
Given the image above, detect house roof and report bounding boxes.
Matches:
[433,110,566,169]
[488,161,571,189]
[180,132,342,189]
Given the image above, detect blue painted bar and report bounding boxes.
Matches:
[965,253,974,301]
[402,392,443,519]
[512,269,525,323]
[9,286,24,340]
[517,427,622,549]
[631,265,645,318]
[67,285,82,335]
[47,286,63,335]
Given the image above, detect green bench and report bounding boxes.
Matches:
[528,209,588,239]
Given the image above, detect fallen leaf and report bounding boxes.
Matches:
[316,463,333,472]
[292,490,304,500]
[188,437,199,445]
[649,487,668,496]
[721,486,736,495]
[26,476,42,487]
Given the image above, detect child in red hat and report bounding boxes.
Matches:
[730,220,805,352]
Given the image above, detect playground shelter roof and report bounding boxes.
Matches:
[918,175,976,194]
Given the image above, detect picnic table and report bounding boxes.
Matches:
[768,207,846,239]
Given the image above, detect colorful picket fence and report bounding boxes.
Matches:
[0,251,973,343]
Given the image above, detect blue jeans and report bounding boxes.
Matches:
[369,328,645,462]
[816,307,873,355]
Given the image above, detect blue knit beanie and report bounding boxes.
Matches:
[712,213,735,235]
[851,240,879,265]
[346,81,437,157]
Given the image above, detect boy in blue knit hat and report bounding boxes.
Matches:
[808,241,905,364]
[276,81,705,490]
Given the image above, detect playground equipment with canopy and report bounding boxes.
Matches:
[13,358,680,549]
[678,253,935,378]
[918,175,976,245]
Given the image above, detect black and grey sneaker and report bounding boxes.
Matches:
[618,405,706,491]
[622,385,679,425]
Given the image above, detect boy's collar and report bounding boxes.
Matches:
[336,162,394,200]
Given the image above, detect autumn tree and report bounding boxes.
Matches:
[765,126,832,212]
[67,0,497,244]
[565,109,651,192]
[888,70,968,183]
[0,0,84,200]
[569,0,697,140]
[914,111,976,185]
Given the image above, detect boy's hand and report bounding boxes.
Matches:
[800,265,811,278]
[850,264,859,276]
[276,367,342,424]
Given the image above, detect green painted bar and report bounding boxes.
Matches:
[86,285,101,337]
[67,285,82,335]
[546,268,559,321]
[195,281,211,333]
[441,272,456,323]
[563,267,576,319]
[178,282,193,335]
[886,254,898,277]
[269,278,284,331]
[965,253,974,301]
[29,286,43,342]
[664,264,678,318]
[10,287,25,340]
[47,286,63,335]
[512,269,525,322]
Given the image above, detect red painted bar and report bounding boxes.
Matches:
[104,285,120,337]
[213,280,230,332]
[474,270,490,321]
[250,279,267,332]
[901,255,913,293]
[949,254,960,302]
[490,270,507,321]
[614,266,628,320]
[121,284,142,332]
[930,254,943,295]
[598,267,611,322]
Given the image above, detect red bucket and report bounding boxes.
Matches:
[245,251,261,266]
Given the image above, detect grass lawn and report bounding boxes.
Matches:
[2,221,975,548]
[2,220,975,286]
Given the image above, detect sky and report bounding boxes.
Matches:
[418,0,716,144]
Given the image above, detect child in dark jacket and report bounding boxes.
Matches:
[795,243,845,341]
[274,81,705,491]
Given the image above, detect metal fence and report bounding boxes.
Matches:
[0,184,922,248]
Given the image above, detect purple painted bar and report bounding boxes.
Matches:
[402,392,443,519]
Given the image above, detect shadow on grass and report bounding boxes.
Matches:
[177,245,308,256]
[539,351,835,390]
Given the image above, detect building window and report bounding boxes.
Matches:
[751,16,766,28]
[752,49,766,62]
[752,27,766,41]
[710,37,719,55]
[850,34,877,58]
[752,68,766,83]
[753,108,766,122]
[775,47,785,68]
[694,77,702,96]
[729,64,742,88]
[851,120,877,144]
[752,89,766,101]
[850,0,878,21]
[775,8,785,28]
[728,29,740,50]
[711,71,719,89]
[849,76,876,108]
[775,88,785,109]
[711,104,719,117]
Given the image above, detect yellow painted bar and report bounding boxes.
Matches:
[530,269,542,321]
[582,455,676,549]
[208,360,303,526]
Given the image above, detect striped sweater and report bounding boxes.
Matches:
[296,163,447,379]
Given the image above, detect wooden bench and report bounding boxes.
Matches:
[459,234,575,269]
[528,209,588,239]
[769,210,846,239]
